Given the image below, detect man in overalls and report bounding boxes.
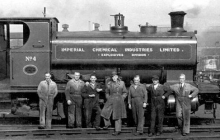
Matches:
[37,72,58,129]
[65,72,85,128]
[128,75,148,136]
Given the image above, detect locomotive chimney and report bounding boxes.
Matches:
[169,11,186,32]
[62,24,69,32]
[110,13,128,33]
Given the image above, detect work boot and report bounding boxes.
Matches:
[38,126,45,129]
[134,131,143,136]
[66,125,74,129]
[148,133,154,137]
[112,131,120,136]
[103,125,110,130]
[95,126,102,131]
[156,132,161,136]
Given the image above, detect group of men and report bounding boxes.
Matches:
[37,71,199,137]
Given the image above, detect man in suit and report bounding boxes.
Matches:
[170,74,199,136]
[148,75,171,137]
[82,74,103,130]
[65,72,85,128]
[128,75,148,136]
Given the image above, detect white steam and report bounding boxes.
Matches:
[171,0,210,17]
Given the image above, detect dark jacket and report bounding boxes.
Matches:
[148,84,171,107]
[82,82,102,105]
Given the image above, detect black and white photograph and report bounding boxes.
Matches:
[0,0,220,139]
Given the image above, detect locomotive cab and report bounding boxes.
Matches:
[0,17,58,87]
[0,17,58,114]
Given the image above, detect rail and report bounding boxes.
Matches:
[1,125,220,139]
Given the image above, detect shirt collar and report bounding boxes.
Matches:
[152,83,160,88]
[180,83,185,87]
[153,83,159,86]
[72,79,82,83]
[90,82,96,86]
[44,80,54,84]
[112,80,120,85]
[132,83,141,87]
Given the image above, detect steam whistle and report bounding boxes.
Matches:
[117,13,121,26]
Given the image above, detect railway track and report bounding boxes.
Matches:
[1,125,220,140]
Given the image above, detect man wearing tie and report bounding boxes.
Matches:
[170,74,199,136]
[148,75,171,137]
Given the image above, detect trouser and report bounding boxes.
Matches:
[104,118,121,132]
[39,97,54,129]
[150,103,165,133]
[84,102,101,127]
[176,100,191,134]
[68,100,82,127]
[131,97,145,132]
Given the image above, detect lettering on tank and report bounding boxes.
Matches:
[55,45,192,60]
[160,48,180,52]
[61,48,85,52]
[92,48,117,52]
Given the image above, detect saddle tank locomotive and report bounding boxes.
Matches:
[0,11,219,122]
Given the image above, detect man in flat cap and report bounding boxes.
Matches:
[148,75,171,137]
[128,75,148,136]
[170,74,199,136]
[101,71,127,136]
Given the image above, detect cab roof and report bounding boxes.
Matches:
[0,17,59,23]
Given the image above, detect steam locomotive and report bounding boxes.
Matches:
[0,11,219,122]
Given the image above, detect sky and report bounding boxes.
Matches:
[0,0,219,32]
